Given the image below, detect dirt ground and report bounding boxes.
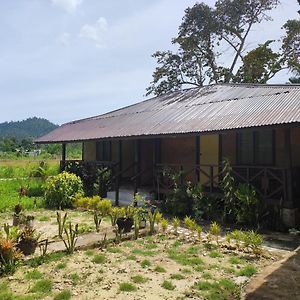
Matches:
[0,209,297,299]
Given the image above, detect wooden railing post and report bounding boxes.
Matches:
[210,166,214,192]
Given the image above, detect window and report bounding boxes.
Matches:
[96,141,111,161]
[237,130,274,165]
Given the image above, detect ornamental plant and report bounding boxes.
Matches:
[0,237,22,275]
[172,217,180,235]
[44,171,83,209]
[209,221,221,245]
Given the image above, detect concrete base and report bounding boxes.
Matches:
[281,208,298,228]
[107,188,152,206]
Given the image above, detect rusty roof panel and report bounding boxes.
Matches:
[35,84,300,143]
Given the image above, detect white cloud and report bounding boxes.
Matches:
[79,17,108,48]
[51,0,82,13]
[56,32,71,46]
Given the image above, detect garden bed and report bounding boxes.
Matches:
[0,210,287,300]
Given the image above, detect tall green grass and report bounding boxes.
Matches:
[0,161,59,179]
[0,179,45,212]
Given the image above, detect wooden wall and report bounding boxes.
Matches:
[83,141,96,161]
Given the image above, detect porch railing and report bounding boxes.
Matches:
[155,163,287,204]
[60,160,288,204]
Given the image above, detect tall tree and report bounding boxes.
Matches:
[147,0,300,96]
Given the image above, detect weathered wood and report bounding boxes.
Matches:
[284,128,293,208]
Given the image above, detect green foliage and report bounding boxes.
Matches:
[237,264,257,277]
[141,259,151,268]
[208,251,222,258]
[163,170,193,216]
[191,184,221,222]
[55,262,67,270]
[154,265,166,273]
[0,117,58,141]
[209,221,221,244]
[131,275,148,284]
[242,230,264,256]
[172,217,180,234]
[133,214,140,240]
[44,172,83,209]
[64,164,111,197]
[29,279,53,293]
[53,290,72,300]
[161,280,175,290]
[109,207,125,226]
[24,270,43,280]
[56,212,68,237]
[0,179,45,212]
[92,254,106,264]
[194,278,240,299]
[68,273,80,286]
[170,273,185,280]
[183,216,197,232]
[228,256,245,265]
[148,209,161,235]
[234,184,259,225]
[119,282,137,292]
[147,0,298,96]
[168,248,204,266]
[60,222,79,254]
[25,251,65,268]
[221,159,237,222]
[222,159,264,226]
[160,218,168,233]
[0,237,22,275]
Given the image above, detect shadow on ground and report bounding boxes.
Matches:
[245,246,300,299]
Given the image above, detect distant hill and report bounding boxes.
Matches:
[0,117,58,140]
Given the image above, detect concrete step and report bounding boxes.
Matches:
[107,187,153,206]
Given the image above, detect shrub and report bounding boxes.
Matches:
[184,216,197,232]
[163,169,193,216]
[237,264,257,277]
[30,279,53,293]
[242,230,264,256]
[119,282,137,292]
[161,280,175,290]
[160,218,168,233]
[209,221,221,244]
[172,217,180,234]
[0,238,22,275]
[44,172,83,209]
[54,289,72,300]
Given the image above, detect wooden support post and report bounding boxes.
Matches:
[115,140,122,206]
[81,142,84,161]
[134,140,141,195]
[284,128,293,208]
[195,136,200,182]
[61,143,66,171]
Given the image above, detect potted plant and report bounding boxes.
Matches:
[13,204,22,226]
[17,226,40,256]
[25,215,35,227]
[116,206,135,233]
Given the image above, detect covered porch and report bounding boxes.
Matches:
[60,125,300,227]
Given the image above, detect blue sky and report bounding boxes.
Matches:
[0,0,298,124]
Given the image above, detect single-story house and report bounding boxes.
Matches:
[36,84,300,227]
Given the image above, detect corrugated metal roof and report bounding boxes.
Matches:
[35,84,300,143]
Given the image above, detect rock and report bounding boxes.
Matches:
[234,276,248,285]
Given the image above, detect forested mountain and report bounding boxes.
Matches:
[0,117,58,140]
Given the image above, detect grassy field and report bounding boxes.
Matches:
[0,179,45,212]
[0,159,59,212]
[0,160,59,179]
